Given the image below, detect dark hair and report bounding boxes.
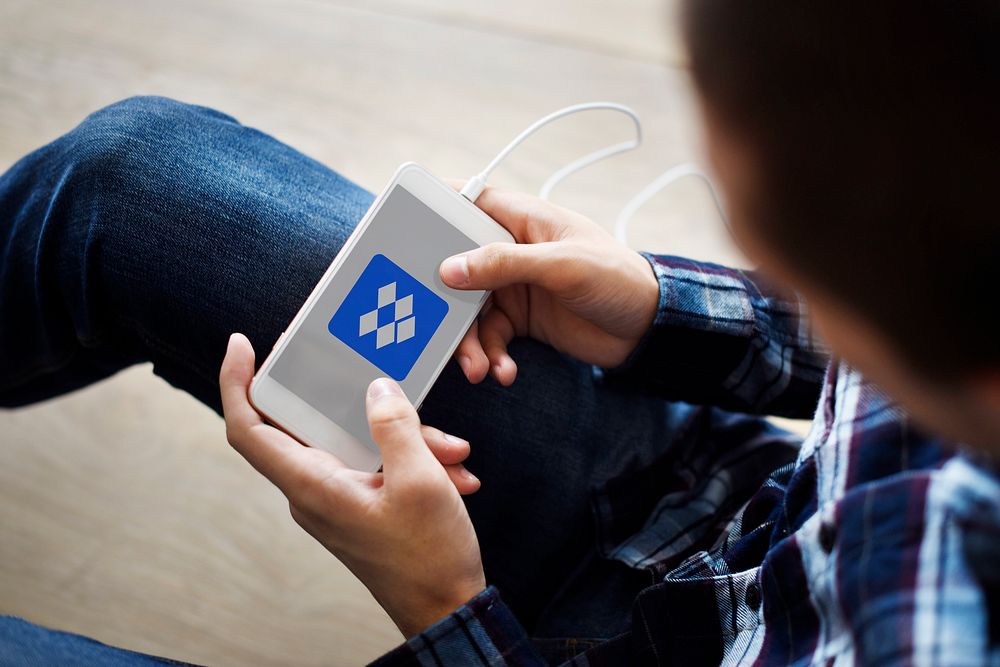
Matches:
[682,0,1000,377]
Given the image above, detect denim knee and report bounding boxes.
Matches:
[75,95,233,155]
[59,95,238,204]
[75,95,238,154]
[54,95,370,242]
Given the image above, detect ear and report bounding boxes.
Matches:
[970,371,1000,413]
[970,367,1000,448]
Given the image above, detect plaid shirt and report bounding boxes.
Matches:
[372,255,1000,666]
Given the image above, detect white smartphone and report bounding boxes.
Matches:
[250,163,514,471]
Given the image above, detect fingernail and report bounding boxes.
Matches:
[457,355,471,376]
[492,363,503,379]
[441,255,469,286]
[444,432,467,445]
[368,378,403,400]
[461,468,479,484]
[226,333,243,357]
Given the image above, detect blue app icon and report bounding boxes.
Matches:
[328,254,449,381]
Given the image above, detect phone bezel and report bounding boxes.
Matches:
[248,162,514,471]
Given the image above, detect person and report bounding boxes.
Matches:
[2,0,999,664]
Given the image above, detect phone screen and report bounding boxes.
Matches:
[268,185,482,451]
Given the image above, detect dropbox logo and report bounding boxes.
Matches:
[328,254,449,381]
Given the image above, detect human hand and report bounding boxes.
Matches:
[220,333,486,636]
[440,185,659,385]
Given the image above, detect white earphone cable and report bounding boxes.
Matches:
[461,101,727,248]
[459,102,642,203]
[613,163,728,245]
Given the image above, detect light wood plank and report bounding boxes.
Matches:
[312,0,687,65]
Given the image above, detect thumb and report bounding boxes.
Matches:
[365,378,436,477]
[440,241,567,291]
[219,333,263,429]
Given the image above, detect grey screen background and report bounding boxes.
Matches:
[269,185,481,451]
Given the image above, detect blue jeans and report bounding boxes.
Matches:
[0,97,777,665]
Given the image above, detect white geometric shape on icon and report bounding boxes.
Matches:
[377,282,396,308]
[376,322,395,349]
[358,282,419,349]
[395,294,413,320]
[358,309,378,336]
[396,315,416,343]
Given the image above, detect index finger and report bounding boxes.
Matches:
[443,179,557,243]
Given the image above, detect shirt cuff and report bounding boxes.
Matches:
[603,251,671,377]
[605,252,757,372]
[368,586,545,666]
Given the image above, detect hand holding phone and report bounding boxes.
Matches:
[250,164,513,471]
[221,334,486,637]
[440,185,660,386]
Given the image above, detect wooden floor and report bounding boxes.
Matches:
[0,1,745,664]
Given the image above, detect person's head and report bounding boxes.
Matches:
[681,0,1000,453]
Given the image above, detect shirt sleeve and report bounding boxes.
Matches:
[368,587,547,667]
[603,253,829,419]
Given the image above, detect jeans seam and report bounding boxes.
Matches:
[0,345,80,392]
[1,315,216,396]
[117,314,218,388]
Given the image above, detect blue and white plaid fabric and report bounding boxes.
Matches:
[372,255,1000,666]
